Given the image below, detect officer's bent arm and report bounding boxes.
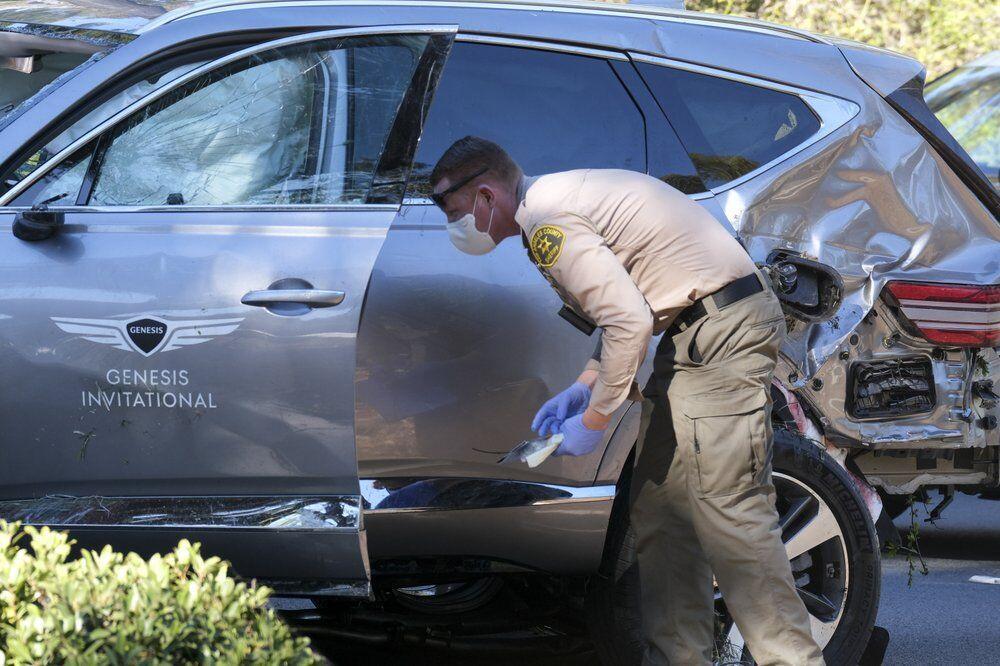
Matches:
[541,214,654,418]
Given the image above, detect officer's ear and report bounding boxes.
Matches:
[478,185,496,207]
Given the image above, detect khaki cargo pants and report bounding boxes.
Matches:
[629,278,825,666]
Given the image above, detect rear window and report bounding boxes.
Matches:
[637,63,821,189]
[0,51,92,126]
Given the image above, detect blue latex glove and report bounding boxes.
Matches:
[531,382,592,437]
[552,414,606,457]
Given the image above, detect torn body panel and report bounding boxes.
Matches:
[853,447,995,495]
[734,72,999,451]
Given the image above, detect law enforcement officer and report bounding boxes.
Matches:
[430,136,824,666]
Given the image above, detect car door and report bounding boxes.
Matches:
[354,38,708,491]
[0,25,454,591]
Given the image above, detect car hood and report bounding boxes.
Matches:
[0,1,195,34]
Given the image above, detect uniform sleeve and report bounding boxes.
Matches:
[583,337,602,374]
[537,214,653,415]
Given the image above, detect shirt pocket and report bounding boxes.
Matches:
[682,388,769,498]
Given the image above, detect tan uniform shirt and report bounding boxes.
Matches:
[515,169,757,415]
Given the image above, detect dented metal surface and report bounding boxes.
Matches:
[732,69,1000,450]
[0,495,361,528]
[853,446,995,494]
[830,37,925,98]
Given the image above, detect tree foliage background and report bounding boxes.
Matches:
[686,0,998,79]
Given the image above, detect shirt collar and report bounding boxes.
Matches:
[515,174,538,232]
[516,174,537,205]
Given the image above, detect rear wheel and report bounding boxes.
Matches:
[586,428,881,665]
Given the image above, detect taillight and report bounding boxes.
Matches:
[884,281,1000,347]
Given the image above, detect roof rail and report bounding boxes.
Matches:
[141,0,823,44]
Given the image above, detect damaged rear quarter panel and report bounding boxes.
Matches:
[731,77,1000,446]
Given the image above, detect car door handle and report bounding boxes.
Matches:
[241,289,346,308]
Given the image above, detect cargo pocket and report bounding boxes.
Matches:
[682,389,768,498]
[749,314,785,331]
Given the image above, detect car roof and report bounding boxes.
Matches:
[0,0,823,43]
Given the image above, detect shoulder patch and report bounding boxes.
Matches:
[530,225,565,269]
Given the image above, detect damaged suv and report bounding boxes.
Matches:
[0,1,997,664]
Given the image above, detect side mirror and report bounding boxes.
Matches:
[13,205,65,242]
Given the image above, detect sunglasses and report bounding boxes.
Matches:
[431,166,489,209]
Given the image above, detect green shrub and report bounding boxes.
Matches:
[687,0,999,79]
[0,522,320,665]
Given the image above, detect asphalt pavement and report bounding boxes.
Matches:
[880,492,1000,666]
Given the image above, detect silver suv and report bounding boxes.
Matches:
[0,2,997,664]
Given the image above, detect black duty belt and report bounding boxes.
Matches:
[670,272,766,333]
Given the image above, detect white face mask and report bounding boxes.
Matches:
[447,191,496,255]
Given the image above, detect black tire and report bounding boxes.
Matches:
[586,428,881,666]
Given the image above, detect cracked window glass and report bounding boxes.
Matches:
[13,143,95,207]
[0,52,90,123]
[84,35,425,206]
[4,59,207,202]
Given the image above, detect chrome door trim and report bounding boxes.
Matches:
[402,190,713,208]
[361,478,616,513]
[142,0,822,44]
[0,24,459,207]
[0,495,362,530]
[456,33,627,60]
[1,204,400,213]
[628,52,861,195]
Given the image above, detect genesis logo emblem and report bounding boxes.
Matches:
[126,318,167,354]
[51,315,244,357]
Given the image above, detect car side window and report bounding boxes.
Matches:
[15,35,428,207]
[11,144,96,208]
[409,42,646,197]
[636,63,821,189]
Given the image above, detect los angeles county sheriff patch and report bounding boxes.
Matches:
[530,225,565,268]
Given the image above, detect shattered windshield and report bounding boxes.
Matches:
[2,58,207,196]
[0,51,90,122]
[0,19,130,132]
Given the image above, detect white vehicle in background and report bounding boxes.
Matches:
[926,51,1000,191]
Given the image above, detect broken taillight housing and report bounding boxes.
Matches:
[884,281,1000,347]
[848,357,936,419]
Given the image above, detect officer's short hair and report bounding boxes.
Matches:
[430,136,521,190]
